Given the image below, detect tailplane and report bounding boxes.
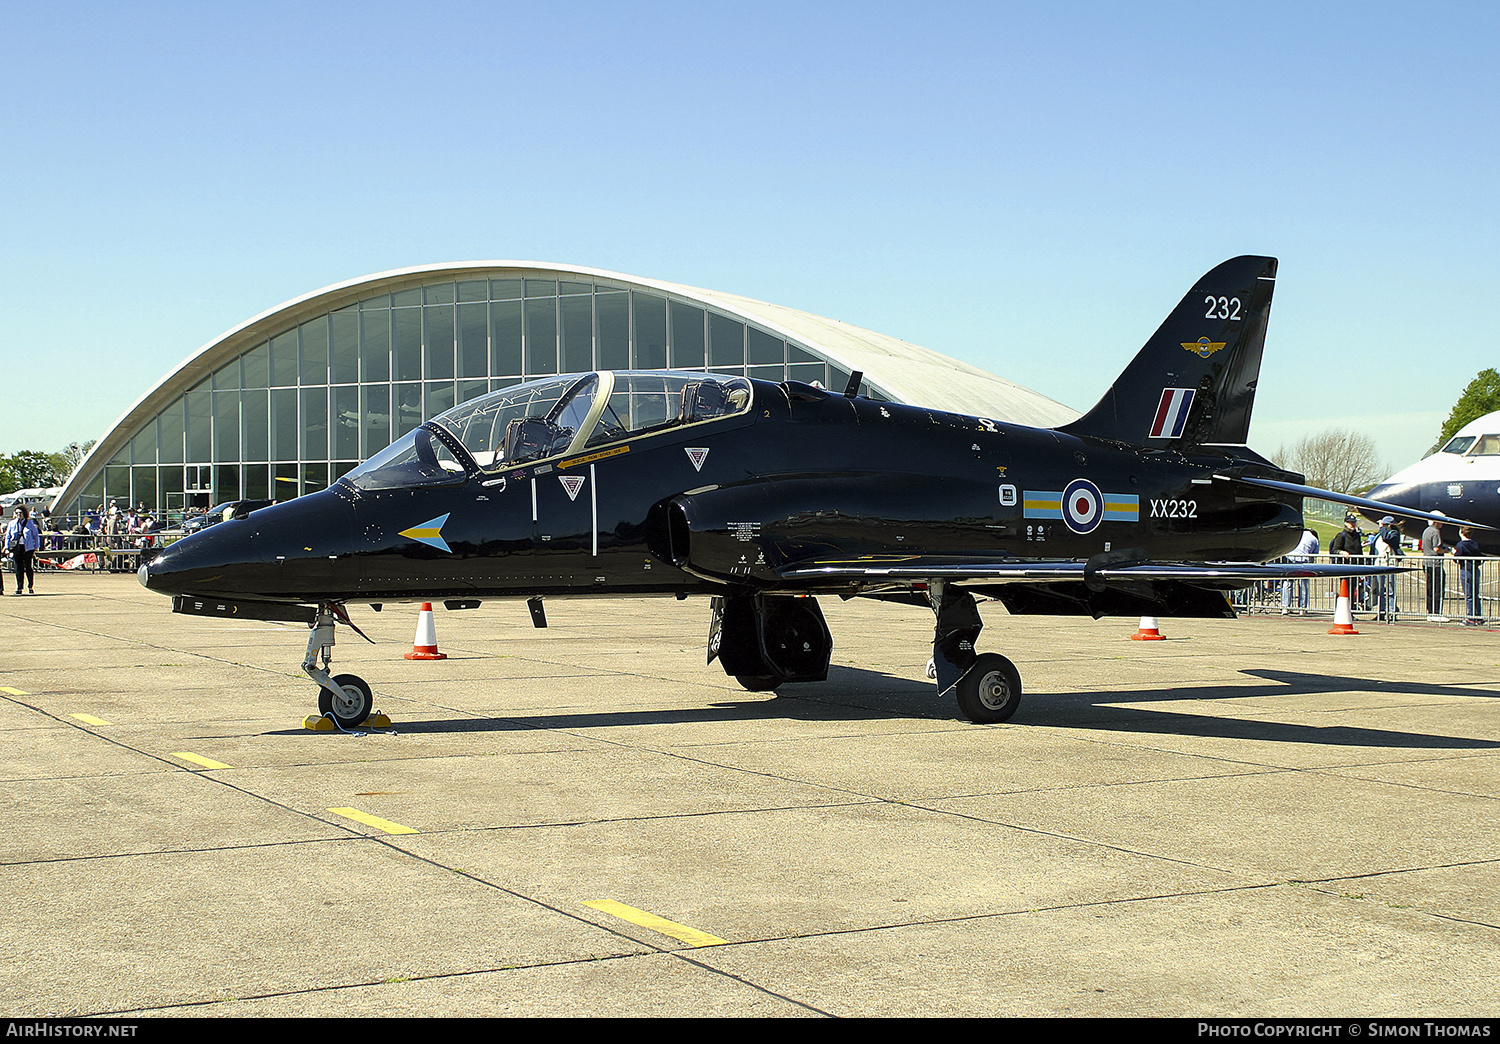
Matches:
[1058,255,1277,448]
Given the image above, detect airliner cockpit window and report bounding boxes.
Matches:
[1442,436,1477,455]
[1471,435,1500,455]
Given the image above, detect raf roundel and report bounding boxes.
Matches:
[1060,478,1104,534]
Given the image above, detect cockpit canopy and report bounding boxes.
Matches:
[344,371,753,491]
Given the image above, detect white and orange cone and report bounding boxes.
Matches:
[1328,579,1359,635]
[1130,616,1165,640]
[404,603,448,660]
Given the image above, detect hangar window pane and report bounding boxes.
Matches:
[709,314,744,367]
[332,386,360,459]
[490,278,522,300]
[301,387,328,459]
[186,393,211,463]
[633,293,667,368]
[392,288,422,307]
[361,309,390,383]
[748,328,783,366]
[131,423,157,466]
[242,343,269,389]
[300,317,329,386]
[361,293,390,309]
[158,401,185,464]
[788,361,825,386]
[424,304,455,380]
[560,281,591,296]
[525,279,557,297]
[271,332,299,387]
[749,365,784,383]
[159,467,184,515]
[213,392,240,461]
[788,345,819,364]
[393,308,422,382]
[105,465,129,503]
[271,389,299,462]
[458,379,488,404]
[361,385,391,456]
[425,381,456,421]
[302,463,328,495]
[213,359,240,390]
[242,390,269,461]
[424,283,455,305]
[458,303,488,378]
[215,464,240,502]
[524,298,557,375]
[394,383,423,437]
[561,295,593,371]
[331,311,359,384]
[670,303,705,368]
[274,464,298,499]
[596,292,629,369]
[243,464,269,502]
[491,299,522,376]
[133,467,157,512]
[457,280,487,302]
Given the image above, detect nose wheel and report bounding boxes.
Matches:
[319,673,374,728]
[303,603,376,727]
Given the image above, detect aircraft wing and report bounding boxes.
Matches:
[1218,474,1495,530]
[777,556,1407,584]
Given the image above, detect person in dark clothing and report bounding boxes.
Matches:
[1329,513,1368,610]
[1455,525,1484,625]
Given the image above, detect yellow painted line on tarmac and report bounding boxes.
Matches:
[70,713,111,726]
[327,807,418,835]
[171,752,230,770]
[582,899,728,947]
[0,687,28,695]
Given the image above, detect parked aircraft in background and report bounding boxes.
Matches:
[1365,410,1500,552]
[140,256,1474,728]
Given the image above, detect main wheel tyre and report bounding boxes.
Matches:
[954,654,1022,724]
[735,674,782,692]
[319,673,374,727]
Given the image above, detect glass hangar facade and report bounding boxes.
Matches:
[62,266,880,518]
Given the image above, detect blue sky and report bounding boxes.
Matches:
[3,1,1496,473]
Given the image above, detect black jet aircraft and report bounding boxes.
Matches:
[140,256,1473,728]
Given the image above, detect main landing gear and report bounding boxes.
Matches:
[929,580,1022,724]
[303,603,374,728]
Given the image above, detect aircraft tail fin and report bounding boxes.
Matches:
[1058,255,1278,448]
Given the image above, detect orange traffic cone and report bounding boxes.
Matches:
[404,603,448,660]
[1130,616,1165,640]
[1328,579,1359,635]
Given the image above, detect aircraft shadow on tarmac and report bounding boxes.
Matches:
[295,664,1500,750]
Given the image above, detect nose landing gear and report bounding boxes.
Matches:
[303,602,375,728]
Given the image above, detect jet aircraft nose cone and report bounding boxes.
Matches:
[141,491,357,601]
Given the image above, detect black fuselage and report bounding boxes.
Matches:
[141,378,1305,605]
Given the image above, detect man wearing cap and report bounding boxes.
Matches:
[1372,516,1404,621]
[1422,515,1452,620]
[1330,514,1367,610]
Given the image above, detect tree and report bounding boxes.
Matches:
[1271,428,1387,495]
[1437,369,1500,448]
[0,451,67,495]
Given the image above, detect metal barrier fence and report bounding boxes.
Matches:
[1232,554,1494,624]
